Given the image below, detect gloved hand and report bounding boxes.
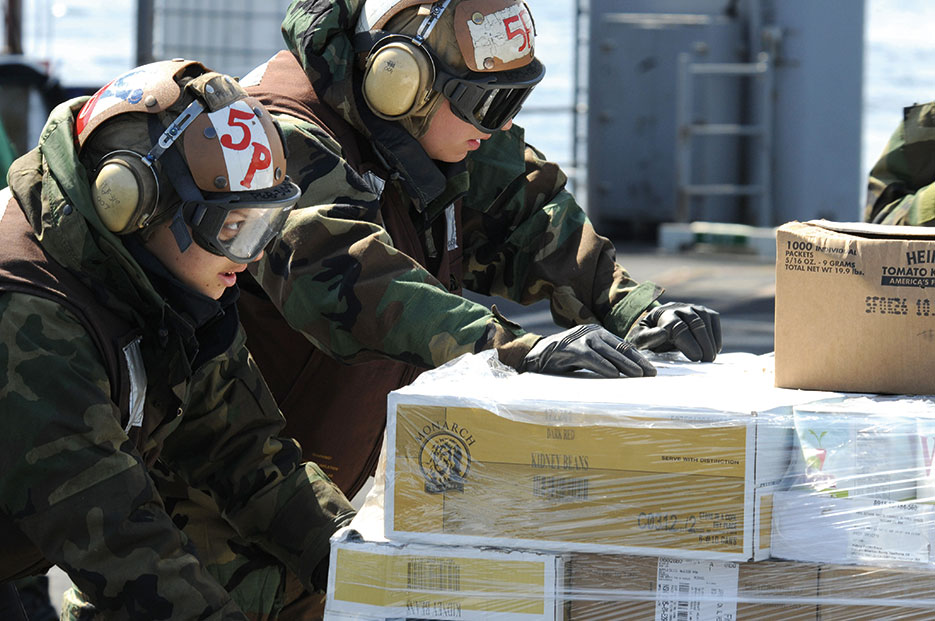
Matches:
[520,324,656,378]
[627,302,722,362]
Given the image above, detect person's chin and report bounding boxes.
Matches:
[436,151,469,163]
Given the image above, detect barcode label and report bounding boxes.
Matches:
[677,582,690,621]
[407,559,462,592]
[532,475,589,501]
[655,557,740,621]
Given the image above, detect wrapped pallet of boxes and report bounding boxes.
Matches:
[770,395,935,569]
[384,351,839,563]
[775,219,935,395]
[325,486,565,620]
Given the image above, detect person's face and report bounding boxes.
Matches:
[143,211,262,300]
[417,99,514,163]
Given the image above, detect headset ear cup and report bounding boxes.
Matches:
[91,152,159,234]
[362,39,435,119]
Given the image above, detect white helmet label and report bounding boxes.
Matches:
[207,101,274,190]
[466,3,534,69]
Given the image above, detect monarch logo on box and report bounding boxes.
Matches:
[419,429,473,494]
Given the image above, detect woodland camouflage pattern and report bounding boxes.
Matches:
[865,101,935,225]
[0,98,354,619]
[247,0,663,371]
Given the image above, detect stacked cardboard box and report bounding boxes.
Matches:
[324,351,935,619]
[775,219,935,395]
[567,554,820,620]
[566,553,935,620]
[384,353,826,562]
[769,395,935,568]
[326,499,565,620]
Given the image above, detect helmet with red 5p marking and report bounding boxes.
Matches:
[76,58,299,262]
[355,0,544,137]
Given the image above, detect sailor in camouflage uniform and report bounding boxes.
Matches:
[239,0,723,500]
[0,59,354,620]
[865,101,935,225]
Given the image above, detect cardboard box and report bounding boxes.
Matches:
[818,565,935,620]
[775,219,935,395]
[325,506,564,621]
[385,352,837,561]
[567,553,820,620]
[565,554,935,621]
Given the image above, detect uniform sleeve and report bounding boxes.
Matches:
[249,115,540,370]
[865,102,935,226]
[0,293,246,620]
[156,326,356,592]
[461,126,662,338]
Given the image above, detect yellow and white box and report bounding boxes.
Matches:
[325,526,563,620]
[385,352,838,561]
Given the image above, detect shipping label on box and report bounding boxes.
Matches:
[770,491,935,567]
[325,529,563,621]
[386,398,785,561]
[775,219,935,395]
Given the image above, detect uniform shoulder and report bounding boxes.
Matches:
[0,291,95,346]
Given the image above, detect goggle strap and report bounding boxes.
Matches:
[168,210,192,253]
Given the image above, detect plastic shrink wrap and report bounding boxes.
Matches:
[324,352,935,620]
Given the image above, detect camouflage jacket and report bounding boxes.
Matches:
[865,101,935,225]
[0,99,354,618]
[244,0,663,372]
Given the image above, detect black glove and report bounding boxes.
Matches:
[627,302,722,362]
[520,324,656,378]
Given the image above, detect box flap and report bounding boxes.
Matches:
[804,219,935,240]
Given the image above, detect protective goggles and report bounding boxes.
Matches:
[183,178,300,263]
[433,55,545,133]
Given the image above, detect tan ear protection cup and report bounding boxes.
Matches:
[362,38,435,120]
[90,150,160,234]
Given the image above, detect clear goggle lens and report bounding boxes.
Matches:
[185,179,299,263]
[215,205,291,261]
